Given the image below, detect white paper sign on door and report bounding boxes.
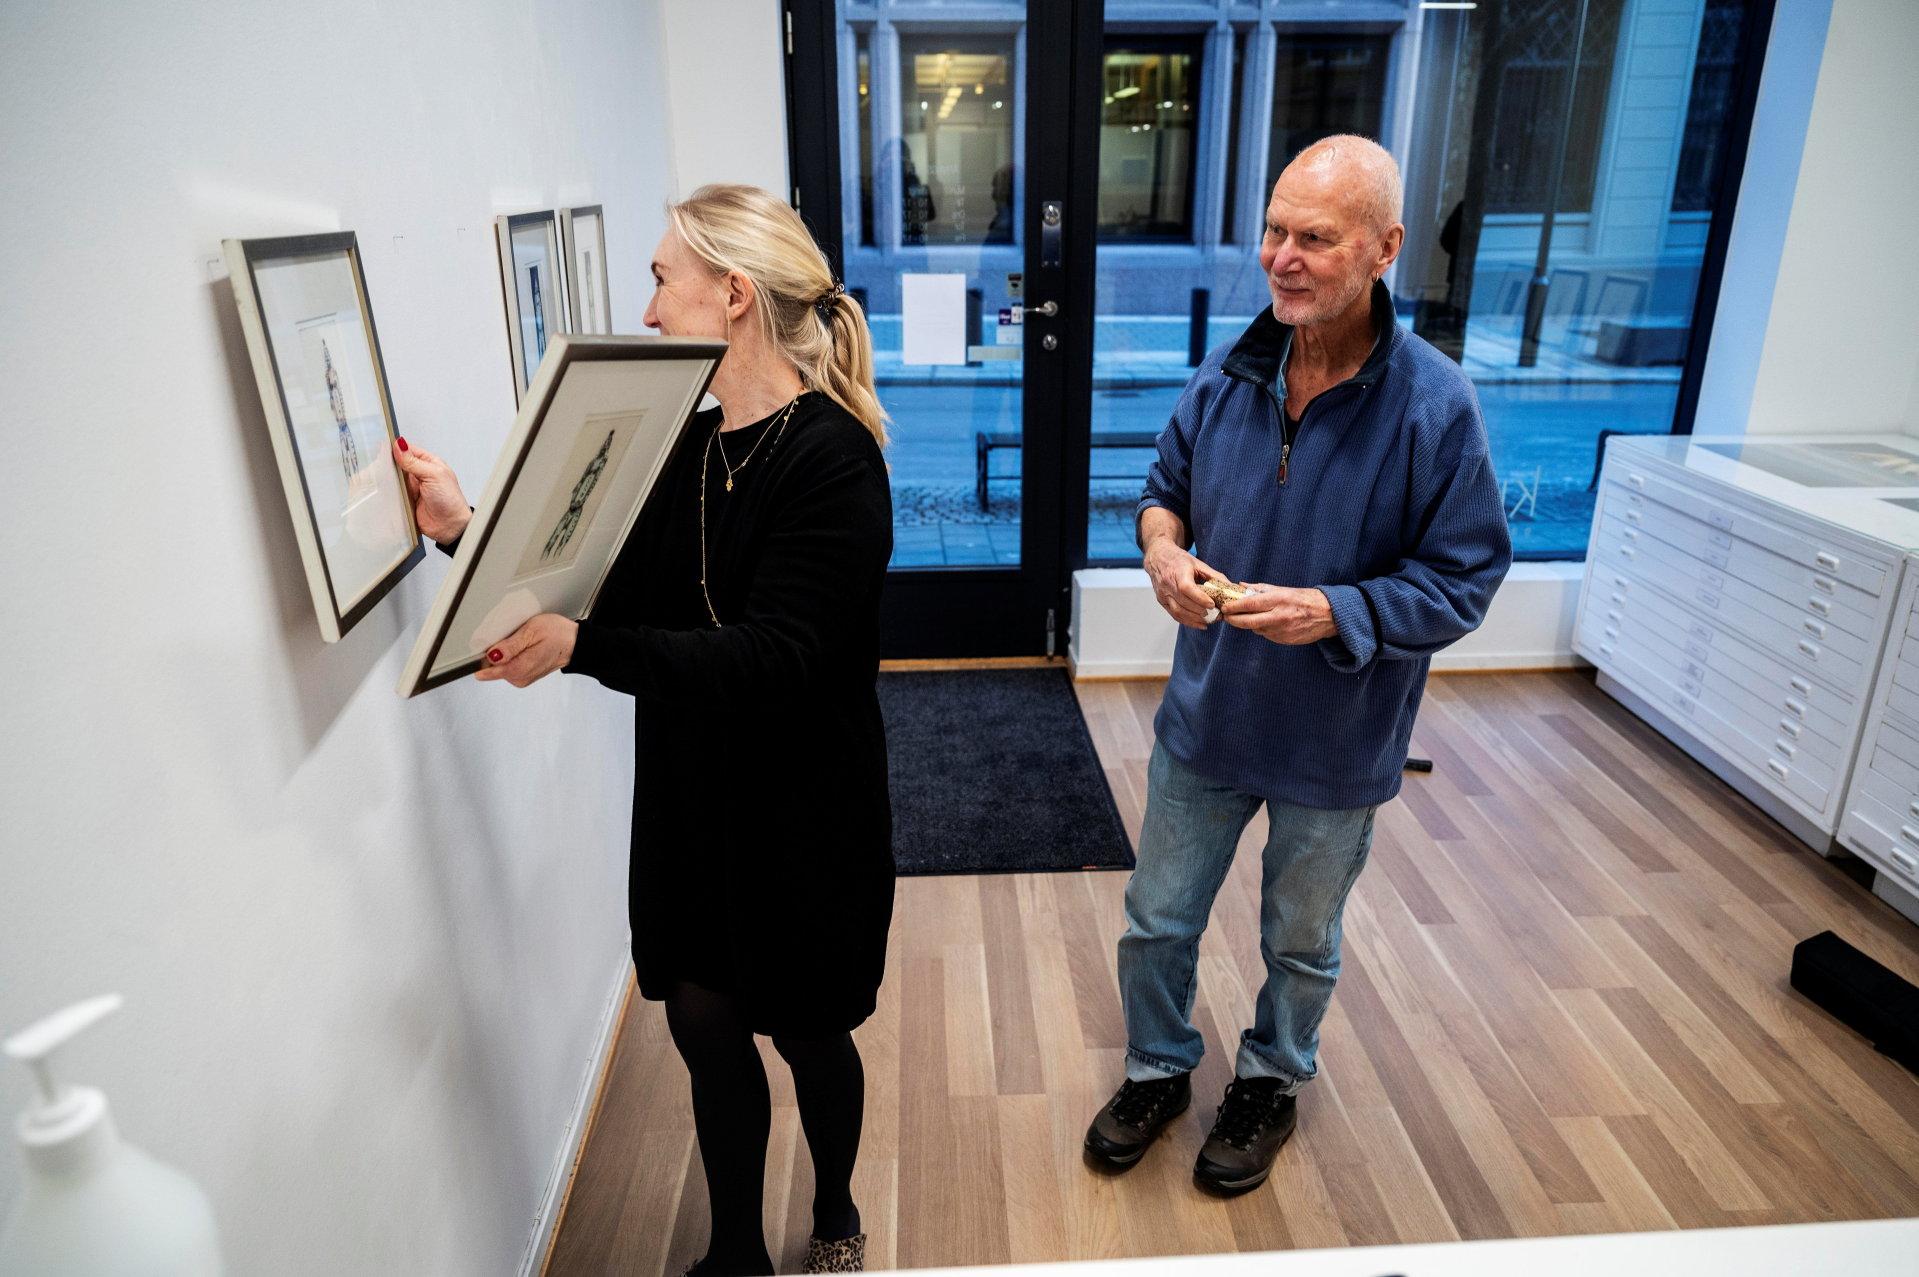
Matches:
[901,272,968,366]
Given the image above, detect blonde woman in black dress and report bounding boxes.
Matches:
[397,185,894,1275]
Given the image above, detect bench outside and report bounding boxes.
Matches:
[975,430,1160,510]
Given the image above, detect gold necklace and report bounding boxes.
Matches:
[699,395,801,628]
[714,396,799,491]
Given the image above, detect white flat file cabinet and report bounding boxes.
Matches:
[1574,434,1919,925]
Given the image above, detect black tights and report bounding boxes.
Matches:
[664,984,865,1276]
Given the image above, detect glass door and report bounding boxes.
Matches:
[787,0,1102,657]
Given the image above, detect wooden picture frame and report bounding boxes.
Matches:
[223,231,424,642]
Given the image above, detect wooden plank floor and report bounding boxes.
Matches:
[546,671,1919,1274]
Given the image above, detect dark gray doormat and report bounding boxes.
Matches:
[878,668,1136,876]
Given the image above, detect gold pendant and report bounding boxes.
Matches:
[725,476,734,492]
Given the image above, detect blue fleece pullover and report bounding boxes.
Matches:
[1138,283,1513,809]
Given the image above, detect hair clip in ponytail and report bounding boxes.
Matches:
[814,281,845,325]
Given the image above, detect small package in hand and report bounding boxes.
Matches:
[1199,577,1249,624]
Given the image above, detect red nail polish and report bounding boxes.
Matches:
[487,649,503,663]
[397,437,409,452]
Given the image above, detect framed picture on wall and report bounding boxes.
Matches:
[223,232,424,643]
[495,210,567,404]
[560,204,612,335]
[397,334,726,697]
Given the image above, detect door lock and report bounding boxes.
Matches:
[1030,300,1059,317]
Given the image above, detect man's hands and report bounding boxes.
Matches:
[475,613,578,687]
[1144,537,1224,630]
[1219,586,1338,646]
[1139,508,1337,644]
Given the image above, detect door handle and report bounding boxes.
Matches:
[1029,300,1059,318]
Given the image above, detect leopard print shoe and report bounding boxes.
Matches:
[801,1232,866,1273]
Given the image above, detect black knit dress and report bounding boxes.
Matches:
[566,391,896,1035]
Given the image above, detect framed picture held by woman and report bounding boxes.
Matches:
[397,334,724,696]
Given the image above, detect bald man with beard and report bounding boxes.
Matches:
[1083,136,1512,1194]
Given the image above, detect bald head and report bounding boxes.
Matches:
[1283,134,1403,235]
[1259,134,1406,331]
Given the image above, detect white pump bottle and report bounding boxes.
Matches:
[0,995,223,1276]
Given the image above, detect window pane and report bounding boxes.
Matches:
[1098,38,1202,242]
[898,38,1016,246]
[856,33,875,247]
[1483,0,1626,215]
[1266,33,1389,192]
[1221,30,1247,243]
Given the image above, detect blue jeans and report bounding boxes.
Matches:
[1118,742,1377,1092]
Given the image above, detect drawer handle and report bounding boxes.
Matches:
[1624,528,1640,542]
[1900,825,1919,850]
[1628,473,1646,489]
[1626,509,1643,524]
[1610,591,1627,606]
[1628,492,1644,505]
[1798,639,1821,659]
[1607,609,1623,624]
[1808,596,1832,616]
[1604,626,1619,641]
[1790,676,1812,695]
[1812,575,1836,594]
[1815,551,1841,571]
[1784,697,1807,718]
[1707,510,1734,531]
[1907,799,1919,820]
[1598,643,1614,656]
[1613,575,1629,588]
[1766,759,1790,780]
[1803,619,1827,639]
[1892,848,1919,877]
[1710,532,1733,550]
[1697,589,1720,609]
[1778,718,1801,739]
[1619,547,1638,560]
[1773,740,1796,761]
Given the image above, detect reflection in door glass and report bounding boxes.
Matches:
[846,28,1023,569]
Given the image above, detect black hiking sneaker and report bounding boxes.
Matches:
[1193,1076,1297,1195]
[1082,1072,1192,1171]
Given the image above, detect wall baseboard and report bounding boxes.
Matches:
[523,958,636,1277]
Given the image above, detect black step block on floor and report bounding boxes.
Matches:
[1790,931,1919,1073]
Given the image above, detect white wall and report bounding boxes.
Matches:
[661,0,791,199]
[1718,0,1919,436]
[0,2,680,1272]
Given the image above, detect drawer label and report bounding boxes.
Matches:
[1685,640,1711,663]
[1706,550,1731,570]
[1697,589,1722,610]
[1710,532,1734,551]
[1706,510,1734,531]
[1688,621,1713,644]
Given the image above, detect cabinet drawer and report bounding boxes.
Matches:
[1838,795,1919,886]
[1852,764,1919,824]
[1595,526,1874,667]
[1593,543,1870,694]
[1602,464,1890,595]
[1586,604,1852,766]
[1596,636,1833,817]
[1596,506,1880,641]
[1600,562,1867,706]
